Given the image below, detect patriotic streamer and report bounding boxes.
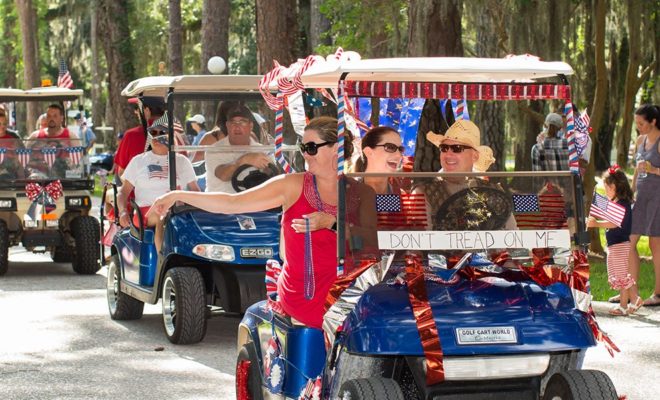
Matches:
[41,147,58,168]
[0,147,6,164]
[564,101,580,173]
[452,99,465,121]
[273,100,292,173]
[16,148,32,168]
[336,80,346,176]
[66,146,85,165]
[297,376,322,400]
[25,180,63,202]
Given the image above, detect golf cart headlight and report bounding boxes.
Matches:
[433,354,550,381]
[24,220,39,228]
[45,219,59,228]
[193,244,235,262]
[0,199,14,209]
[69,198,82,206]
[65,196,91,209]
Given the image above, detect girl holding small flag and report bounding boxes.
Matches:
[587,166,640,315]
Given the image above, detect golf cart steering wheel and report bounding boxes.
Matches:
[434,186,512,231]
[231,163,279,192]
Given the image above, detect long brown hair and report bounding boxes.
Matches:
[354,126,399,172]
[603,168,633,203]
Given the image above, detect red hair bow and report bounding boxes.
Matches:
[608,164,620,175]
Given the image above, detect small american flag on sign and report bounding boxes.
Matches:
[16,148,32,168]
[589,192,625,228]
[57,59,73,89]
[375,193,427,229]
[147,163,168,179]
[66,146,85,165]
[41,147,58,168]
[512,192,567,229]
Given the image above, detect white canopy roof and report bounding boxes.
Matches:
[274,56,574,89]
[121,75,264,97]
[0,87,83,101]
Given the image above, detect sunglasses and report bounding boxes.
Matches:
[439,144,474,153]
[150,129,167,136]
[227,118,251,127]
[373,143,405,153]
[298,141,335,156]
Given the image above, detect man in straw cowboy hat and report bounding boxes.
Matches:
[413,119,516,231]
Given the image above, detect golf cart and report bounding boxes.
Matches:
[235,55,619,399]
[103,75,295,344]
[0,86,98,276]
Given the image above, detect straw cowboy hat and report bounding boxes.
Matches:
[426,120,495,172]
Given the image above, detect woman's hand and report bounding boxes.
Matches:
[291,212,336,233]
[119,211,130,228]
[586,216,598,228]
[147,192,179,219]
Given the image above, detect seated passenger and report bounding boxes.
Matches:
[148,117,353,329]
[0,112,22,179]
[204,103,272,193]
[27,104,81,146]
[117,113,200,252]
[353,126,405,194]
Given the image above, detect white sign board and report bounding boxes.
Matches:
[377,230,571,250]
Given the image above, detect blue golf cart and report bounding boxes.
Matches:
[235,56,619,399]
[102,75,294,344]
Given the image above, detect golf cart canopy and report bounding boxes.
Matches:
[0,87,83,102]
[122,75,264,98]
[290,56,574,88]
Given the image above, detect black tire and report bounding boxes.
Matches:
[339,377,405,400]
[235,343,264,400]
[542,370,618,400]
[161,267,207,344]
[0,220,9,276]
[71,216,101,274]
[106,255,144,320]
[51,246,74,263]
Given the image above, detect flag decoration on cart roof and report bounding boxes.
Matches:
[589,192,625,228]
[57,59,73,89]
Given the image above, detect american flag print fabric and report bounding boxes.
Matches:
[66,146,85,165]
[589,192,625,228]
[375,193,427,228]
[147,163,168,180]
[512,193,567,229]
[16,148,32,168]
[57,59,73,89]
[0,147,6,164]
[41,147,58,168]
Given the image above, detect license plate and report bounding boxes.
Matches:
[240,247,273,258]
[456,326,517,345]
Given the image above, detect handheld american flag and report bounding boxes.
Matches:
[57,59,73,89]
[589,192,625,228]
[375,193,427,229]
[41,147,58,168]
[512,192,568,229]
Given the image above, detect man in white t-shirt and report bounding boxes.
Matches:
[117,113,200,251]
[205,104,272,193]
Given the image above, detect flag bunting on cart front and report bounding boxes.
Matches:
[0,147,6,164]
[41,147,58,168]
[16,148,32,168]
[66,146,85,165]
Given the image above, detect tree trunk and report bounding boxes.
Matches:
[408,0,463,172]
[90,0,106,149]
[97,0,136,134]
[0,0,17,88]
[201,0,230,123]
[168,0,184,120]
[407,0,463,57]
[255,0,298,74]
[309,0,331,50]
[584,0,608,254]
[15,0,40,132]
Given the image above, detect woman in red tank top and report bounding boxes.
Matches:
[148,117,354,329]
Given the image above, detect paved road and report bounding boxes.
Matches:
[1,248,658,399]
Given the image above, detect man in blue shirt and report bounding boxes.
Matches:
[74,112,96,154]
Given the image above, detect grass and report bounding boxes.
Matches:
[92,172,114,198]
[589,257,656,301]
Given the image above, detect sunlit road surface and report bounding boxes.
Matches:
[0,248,239,400]
[1,245,659,399]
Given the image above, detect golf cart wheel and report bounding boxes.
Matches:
[542,370,618,400]
[71,216,101,274]
[162,267,207,344]
[339,377,405,400]
[235,343,264,400]
[107,255,144,320]
[0,220,8,276]
[51,246,74,263]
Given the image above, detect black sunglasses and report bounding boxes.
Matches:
[439,144,474,153]
[299,141,335,156]
[373,143,405,153]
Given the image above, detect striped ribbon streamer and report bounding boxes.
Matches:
[453,99,465,120]
[337,80,346,177]
[274,98,292,173]
[259,61,285,110]
[564,101,579,174]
